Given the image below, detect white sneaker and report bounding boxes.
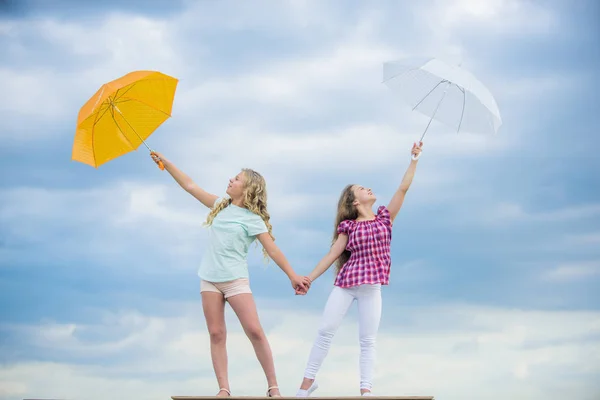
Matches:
[295,381,319,397]
[362,392,373,396]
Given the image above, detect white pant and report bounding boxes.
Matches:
[303,284,382,390]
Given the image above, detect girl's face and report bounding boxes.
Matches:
[226,172,246,198]
[352,185,376,206]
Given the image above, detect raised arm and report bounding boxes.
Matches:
[307,234,349,282]
[256,233,309,291]
[151,151,219,209]
[387,142,422,223]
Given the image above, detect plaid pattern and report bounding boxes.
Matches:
[334,205,392,288]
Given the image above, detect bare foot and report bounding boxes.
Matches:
[216,388,230,397]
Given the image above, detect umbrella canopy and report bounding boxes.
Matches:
[72,70,178,168]
[383,58,502,142]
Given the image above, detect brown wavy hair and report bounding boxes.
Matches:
[333,184,359,275]
[204,169,274,260]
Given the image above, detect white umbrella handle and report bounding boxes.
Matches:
[411,140,424,160]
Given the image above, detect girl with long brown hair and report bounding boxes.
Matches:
[295,143,423,397]
[150,151,310,398]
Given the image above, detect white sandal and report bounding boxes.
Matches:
[217,388,231,397]
[267,385,281,397]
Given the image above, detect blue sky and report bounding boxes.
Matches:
[0,0,599,399]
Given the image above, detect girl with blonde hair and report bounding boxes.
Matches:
[151,151,310,398]
[295,143,423,397]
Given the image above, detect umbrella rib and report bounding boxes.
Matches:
[113,83,137,103]
[116,109,152,151]
[109,106,136,149]
[114,96,172,117]
[83,80,170,129]
[89,102,114,167]
[92,102,112,126]
[113,98,135,104]
[413,79,447,111]
[381,66,423,84]
[457,86,466,134]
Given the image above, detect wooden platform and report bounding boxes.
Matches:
[172,397,434,400]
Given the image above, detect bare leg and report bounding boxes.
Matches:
[202,292,230,397]
[227,293,281,397]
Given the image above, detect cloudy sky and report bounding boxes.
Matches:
[1,0,599,399]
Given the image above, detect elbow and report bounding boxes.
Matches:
[184,182,196,192]
[265,249,275,260]
[265,245,279,260]
[399,186,409,194]
[328,249,342,264]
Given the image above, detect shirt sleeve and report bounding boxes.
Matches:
[246,214,269,237]
[337,220,352,235]
[377,205,392,227]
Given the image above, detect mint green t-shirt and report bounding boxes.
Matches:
[198,198,268,283]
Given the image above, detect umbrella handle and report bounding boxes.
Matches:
[150,151,165,171]
[411,141,423,161]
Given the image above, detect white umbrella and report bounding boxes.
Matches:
[383,57,502,159]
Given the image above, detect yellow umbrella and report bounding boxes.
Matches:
[72,70,178,169]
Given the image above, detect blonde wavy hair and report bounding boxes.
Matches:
[333,184,359,275]
[204,169,274,260]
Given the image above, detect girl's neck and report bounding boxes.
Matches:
[355,204,375,221]
[231,197,245,208]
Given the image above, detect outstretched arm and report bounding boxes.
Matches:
[257,233,310,291]
[387,142,422,223]
[151,151,219,209]
[306,234,349,283]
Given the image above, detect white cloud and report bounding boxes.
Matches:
[544,261,600,282]
[177,35,396,112]
[422,0,556,35]
[1,302,599,399]
[0,183,208,271]
[474,202,600,226]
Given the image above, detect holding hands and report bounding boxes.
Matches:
[290,274,312,295]
[294,276,313,296]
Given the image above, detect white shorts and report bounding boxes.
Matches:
[200,278,252,299]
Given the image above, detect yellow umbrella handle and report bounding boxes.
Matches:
[150,151,165,171]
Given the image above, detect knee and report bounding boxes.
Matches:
[317,327,335,340]
[359,335,376,348]
[245,325,265,343]
[317,328,335,344]
[209,327,226,344]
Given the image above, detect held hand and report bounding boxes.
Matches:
[291,274,311,295]
[150,151,167,170]
[411,141,423,160]
[294,276,312,296]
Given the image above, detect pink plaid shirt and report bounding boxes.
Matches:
[334,205,393,288]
